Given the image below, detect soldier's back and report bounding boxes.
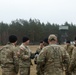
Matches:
[38,44,69,75]
[45,45,63,74]
[0,44,19,75]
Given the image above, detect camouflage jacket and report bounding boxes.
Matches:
[64,45,74,58]
[0,44,19,73]
[35,47,42,55]
[37,44,70,75]
[69,47,76,72]
[34,47,42,64]
[18,43,31,68]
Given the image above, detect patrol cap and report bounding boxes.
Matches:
[48,34,57,41]
[22,36,29,42]
[9,35,17,43]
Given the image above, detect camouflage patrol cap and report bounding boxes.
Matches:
[48,34,57,41]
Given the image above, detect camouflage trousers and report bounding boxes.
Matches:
[19,67,30,75]
[2,68,17,75]
[36,65,44,75]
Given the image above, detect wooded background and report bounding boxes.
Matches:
[0,19,76,45]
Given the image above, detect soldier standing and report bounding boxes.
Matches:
[34,38,49,59]
[36,38,49,75]
[37,34,70,75]
[18,36,32,75]
[34,41,44,64]
[0,35,19,75]
[64,41,74,75]
[69,47,76,75]
[64,40,74,58]
[35,41,43,55]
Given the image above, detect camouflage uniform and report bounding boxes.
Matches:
[34,47,42,64]
[36,47,42,54]
[34,47,43,75]
[36,38,49,75]
[69,47,76,75]
[64,44,74,58]
[37,44,70,75]
[18,43,31,75]
[0,44,19,75]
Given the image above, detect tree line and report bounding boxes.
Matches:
[0,19,76,45]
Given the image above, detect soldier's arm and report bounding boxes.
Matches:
[62,47,70,70]
[20,49,30,60]
[37,47,46,65]
[13,47,19,74]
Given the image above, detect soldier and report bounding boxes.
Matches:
[34,41,43,64]
[34,38,49,64]
[69,47,76,75]
[43,38,49,47]
[37,34,70,75]
[64,40,74,58]
[0,35,19,75]
[18,36,32,75]
[64,41,74,75]
[36,38,49,75]
[35,41,43,56]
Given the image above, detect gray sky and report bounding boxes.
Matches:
[0,0,76,24]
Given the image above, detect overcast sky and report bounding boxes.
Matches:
[0,0,76,24]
